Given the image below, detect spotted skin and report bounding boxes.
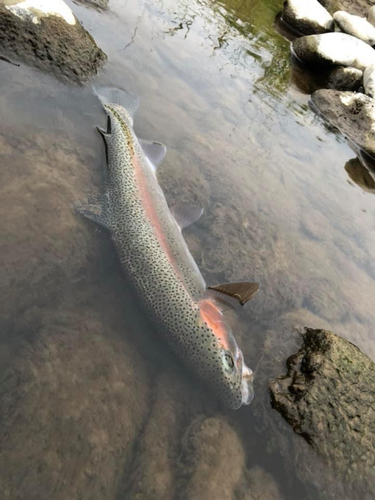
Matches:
[82,100,252,409]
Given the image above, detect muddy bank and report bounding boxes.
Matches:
[0,3,106,83]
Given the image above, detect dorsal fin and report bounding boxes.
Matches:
[170,203,203,231]
[93,86,139,125]
[207,282,259,309]
[139,139,167,171]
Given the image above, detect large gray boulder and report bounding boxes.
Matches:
[327,66,363,90]
[293,32,375,70]
[311,89,375,158]
[333,11,375,45]
[270,328,375,500]
[282,0,333,35]
[0,0,106,83]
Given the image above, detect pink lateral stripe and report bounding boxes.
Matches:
[129,135,187,287]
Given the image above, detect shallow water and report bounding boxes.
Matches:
[1,0,375,498]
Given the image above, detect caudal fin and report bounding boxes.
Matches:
[93,86,140,121]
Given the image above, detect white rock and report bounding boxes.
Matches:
[364,64,375,97]
[294,33,375,70]
[282,0,333,35]
[3,0,76,25]
[333,11,375,45]
[287,0,333,27]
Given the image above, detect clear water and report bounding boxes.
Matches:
[1,0,375,498]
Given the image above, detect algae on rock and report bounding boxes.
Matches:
[0,1,106,83]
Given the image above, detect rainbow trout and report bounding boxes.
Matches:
[76,87,259,409]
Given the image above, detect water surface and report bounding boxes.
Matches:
[1,0,375,498]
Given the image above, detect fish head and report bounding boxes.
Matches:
[198,299,254,410]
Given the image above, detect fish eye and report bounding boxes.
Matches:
[222,351,235,372]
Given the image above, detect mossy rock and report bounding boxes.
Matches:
[270,328,375,499]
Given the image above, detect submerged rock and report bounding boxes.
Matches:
[0,0,106,83]
[327,66,363,90]
[270,328,375,499]
[310,89,375,158]
[282,0,333,35]
[345,157,375,193]
[364,63,375,96]
[333,11,375,45]
[293,32,375,70]
[368,5,375,27]
[177,417,246,500]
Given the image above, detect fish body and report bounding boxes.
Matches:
[76,88,258,409]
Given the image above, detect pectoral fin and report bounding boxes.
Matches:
[171,203,203,231]
[139,139,167,172]
[207,282,259,309]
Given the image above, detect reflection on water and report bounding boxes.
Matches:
[161,0,293,99]
[1,0,375,498]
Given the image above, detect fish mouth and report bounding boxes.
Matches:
[241,364,254,405]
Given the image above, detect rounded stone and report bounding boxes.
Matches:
[293,32,375,70]
[310,89,375,159]
[0,0,107,83]
[327,66,363,91]
[364,63,375,96]
[333,10,375,45]
[270,329,375,499]
[282,0,333,35]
